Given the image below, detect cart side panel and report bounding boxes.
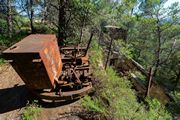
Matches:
[4,53,52,89]
[40,38,62,86]
[2,34,62,89]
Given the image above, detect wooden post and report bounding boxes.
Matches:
[105,38,113,69]
[84,32,93,56]
[146,67,153,97]
[98,30,102,48]
[30,0,35,33]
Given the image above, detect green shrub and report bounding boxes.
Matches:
[0,31,27,46]
[0,35,10,46]
[34,24,55,34]
[22,102,41,120]
[0,19,7,34]
[168,91,180,119]
[81,96,105,113]
[145,98,172,120]
[114,40,134,59]
[0,58,5,65]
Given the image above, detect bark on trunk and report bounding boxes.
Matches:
[58,0,66,46]
[105,38,113,69]
[79,16,85,44]
[7,0,12,38]
[30,0,34,33]
[153,19,161,77]
[146,67,153,97]
[42,0,48,23]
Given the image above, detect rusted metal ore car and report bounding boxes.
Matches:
[3,34,92,101]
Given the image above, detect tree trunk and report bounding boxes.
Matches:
[58,0,66,46]
[105,38,113,69]
[42,0,48,23]
[79,16,85,44]
[146,67,153,97]
[30,0,34,33]
[7,0,12,38]
[153,19,161,77]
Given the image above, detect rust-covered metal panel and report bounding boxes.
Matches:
[3,34,62,89]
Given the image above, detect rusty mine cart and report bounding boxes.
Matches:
[3,34,93,102]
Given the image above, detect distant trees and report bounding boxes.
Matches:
[139,0,179,76]
[17,0,42,34]
[128,0,180,89]
[0,0,98,44]
[1,0,40,36]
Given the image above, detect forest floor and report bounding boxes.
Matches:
[0,64,83,120]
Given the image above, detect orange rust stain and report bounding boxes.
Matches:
[44,48,48,54]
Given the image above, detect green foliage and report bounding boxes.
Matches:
[0,58,5,65]
[128,17,157,67]
[102,67,143,119]
[0,35,10,46]
[15,16,29,27]
[0,31,27,46]
[145,98,172,120]
[128,0,180,92]
[173,91,180,101]
[89,40,103,68]
[114,40,134,59]
[22,101,41,120]
[81,96,105,113]
[133,71,147,82]
[168,91,180,119]
[82,40,172,120]
[0,0,179,119]
[34,24,55,34]
[0,19,7,34]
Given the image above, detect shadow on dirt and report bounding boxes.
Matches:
[38,99,80,108]
[0,85,29,114]
[0,85,80,114]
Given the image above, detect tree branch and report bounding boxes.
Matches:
[49,3,59,10]
[160,39,176,65]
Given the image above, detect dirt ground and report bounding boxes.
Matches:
[0,64,84,120]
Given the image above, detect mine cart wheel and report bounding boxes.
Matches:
[31,85,93,103]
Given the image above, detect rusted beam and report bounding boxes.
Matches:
[33,85,92,101]
[84,33,93,56]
